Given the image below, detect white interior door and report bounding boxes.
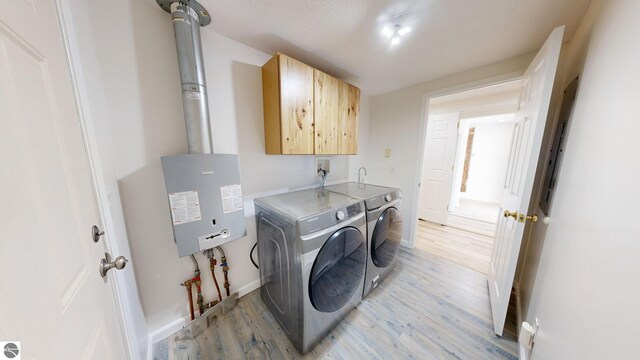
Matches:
[488,26,564,335]
[0,2,127,358]
[419,112,460,224]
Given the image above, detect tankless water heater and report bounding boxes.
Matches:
[161,153,247,257]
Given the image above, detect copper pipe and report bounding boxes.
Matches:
[222,271,230,296]
[209,256,223,302]
[183,280,195,320]
[216,246,231,296]
[220,254,230,297]
[194,277,203,316]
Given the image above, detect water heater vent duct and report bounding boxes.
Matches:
[159,0,213,154]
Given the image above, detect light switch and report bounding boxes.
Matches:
[384,148,391,158]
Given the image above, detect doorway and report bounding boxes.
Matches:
[416,80,522,274]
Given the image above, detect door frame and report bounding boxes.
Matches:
[55,0,144,358]
[408,73,524,249]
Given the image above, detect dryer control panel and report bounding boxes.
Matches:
[365,190,401,210]
[299,201,364,236]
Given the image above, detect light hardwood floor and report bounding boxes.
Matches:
[450,199,501,223]
[417,220,494,275]
[153,248,517,360]
[446,214,497,238]
[446,199,500,237]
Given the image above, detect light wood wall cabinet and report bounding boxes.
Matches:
[337,81,360,155]
[262,53,360,155]
[314,70,340,154]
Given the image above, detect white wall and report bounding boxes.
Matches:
[461,118,514,203]
[76,0,370,339]
[366,54,533,246]
[518,0,640,358]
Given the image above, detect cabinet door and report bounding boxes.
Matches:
[279,55,314,154]
[314,70,340,154]
[338,82,360,154]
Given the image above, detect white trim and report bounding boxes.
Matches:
[54,1,142,358]
[400,238,414,249]
[408,72,525,249]
[519,342,528,360]
[237,278,262,297]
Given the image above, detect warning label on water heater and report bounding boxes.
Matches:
[168,190,202,225]
[221,184,243,214]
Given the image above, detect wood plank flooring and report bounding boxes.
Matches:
[153,248,517,360]
[450,199,500,224]
[446,199,500,237]
[417,220,493,275]
[446,214,497,238]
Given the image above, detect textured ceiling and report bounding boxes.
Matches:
[197,0,591,95]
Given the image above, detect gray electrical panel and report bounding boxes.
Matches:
[161,154,247,257]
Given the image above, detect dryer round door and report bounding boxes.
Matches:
[309,226,366,313]
[371,207,403,268]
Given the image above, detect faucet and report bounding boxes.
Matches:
[318,168,327,188]
[358,167,367,184]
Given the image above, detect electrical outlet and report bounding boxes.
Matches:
[384,148,391,158]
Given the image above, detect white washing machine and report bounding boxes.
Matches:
[325,182,403,298]
[254,188,367,354]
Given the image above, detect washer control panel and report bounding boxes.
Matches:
[346,202,362,217]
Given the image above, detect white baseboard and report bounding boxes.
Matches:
[146,279,262,360]
[400,238,415,249]
[237,278,261,297]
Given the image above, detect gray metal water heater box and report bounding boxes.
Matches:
[161,154,247,257]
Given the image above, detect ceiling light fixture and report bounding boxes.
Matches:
[382,14,411,45]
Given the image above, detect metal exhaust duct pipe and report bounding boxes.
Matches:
[157,0,213,154]
[159,0,247,260]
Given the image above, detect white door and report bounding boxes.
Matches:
[0,2,127,359]
[488,26,564,335]
[419,112,460,224]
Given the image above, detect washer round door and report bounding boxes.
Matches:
[309,226,366,313]
[371,207,403,268]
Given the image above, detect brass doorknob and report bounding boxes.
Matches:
[518,213,539,223]
[503,210,518,220]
